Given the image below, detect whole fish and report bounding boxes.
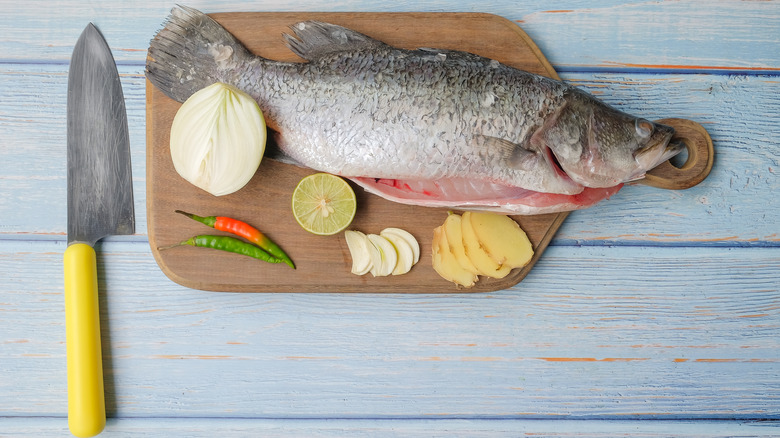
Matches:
[146,6,683,214]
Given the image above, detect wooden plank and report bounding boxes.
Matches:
[2,241,776,417]
[1,0,778,73]
[2,418,779,437]
[518,1,780,73]
[1,64,774,244]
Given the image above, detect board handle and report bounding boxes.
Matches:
[639,118,714,190]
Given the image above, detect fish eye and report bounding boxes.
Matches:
[635,119,653,138]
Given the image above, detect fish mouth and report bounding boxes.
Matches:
[634,135,684,174]
[626,126,682,182]
[546,129,684,187]
[663,139,686,162]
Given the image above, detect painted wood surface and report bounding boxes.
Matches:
[0,0,778,436]
[2,418,780,437]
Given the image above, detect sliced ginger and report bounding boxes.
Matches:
[432,226,478,288]
[467,211,534,269]
[431,211,534,287]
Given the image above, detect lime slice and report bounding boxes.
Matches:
[291,173,357,235]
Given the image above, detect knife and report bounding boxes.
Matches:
[65,23,134,437]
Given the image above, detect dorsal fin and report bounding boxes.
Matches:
[417,47,495,64]
[283,21,388,61]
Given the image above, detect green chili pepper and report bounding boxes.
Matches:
[159,235,283,264]
[176,210,295,269]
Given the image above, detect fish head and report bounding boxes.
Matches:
[541,92,683,188]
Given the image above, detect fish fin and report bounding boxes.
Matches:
[146,5,254,103]
[284,21,387,61]
[418,47,460,54]
[264,131,308,168]
[265,145,306,167]
[417,47,493,64]
[474,136,540,171]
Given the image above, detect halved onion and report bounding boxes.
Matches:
[169,82,266,196]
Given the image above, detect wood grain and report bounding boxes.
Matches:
[3,418,779,437]
[4,0,779,74]
[638,118,714,190]
[2,1,778,435]
[146,12,711,293]
[146,12,570,293]
[2,241,778,419]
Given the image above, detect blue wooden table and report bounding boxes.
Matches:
[1,1,778,436]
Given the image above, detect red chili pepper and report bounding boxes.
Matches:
[176,210,295,269]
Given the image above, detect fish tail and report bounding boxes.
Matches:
[146,5,255,103]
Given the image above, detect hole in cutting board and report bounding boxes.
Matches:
[670,143,690,169]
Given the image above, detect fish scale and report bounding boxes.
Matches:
[146,6,682,214]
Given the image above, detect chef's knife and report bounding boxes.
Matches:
[65,23,134,437]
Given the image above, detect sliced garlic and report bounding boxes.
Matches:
[380,231,415,275]
[380,228,420,265]
[367,234,398,277]
[345,230,372,275]
[345,228,420,277]
[169,82,266,196]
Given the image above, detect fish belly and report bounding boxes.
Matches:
[351,177,623,214]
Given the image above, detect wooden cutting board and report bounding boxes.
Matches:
[146,12,712,293]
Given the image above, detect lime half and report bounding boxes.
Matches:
[292,173,357,235]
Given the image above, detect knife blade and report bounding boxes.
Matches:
[65,23,134,438]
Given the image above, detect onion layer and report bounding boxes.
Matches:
[169,82,266,196]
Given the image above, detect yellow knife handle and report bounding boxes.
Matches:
[64,243,106,437]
